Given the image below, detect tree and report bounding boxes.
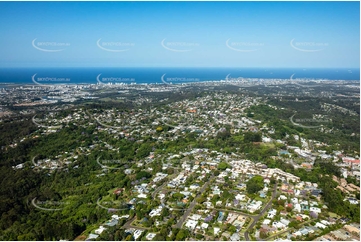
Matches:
[246,175,264,194]
[260,230,268,239]
[195,234,204,239]
[229,225,237,233]
[244,132,262,142]
[218,162,230,170]
[175,229,188,241]
[172,192,185,201]
[114,230,121,240]
[136,171,151,180]
[125,234,133,241]
[289,221,298,228]
[153,234,165,241]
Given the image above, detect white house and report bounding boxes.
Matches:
[300,200,309,206]
[190,184,200,190]
[267,209,277,219]
[201,223,209,229]
[315,222,327,229]
[273,221,286,229]
[310,201,318,207]
[190,214,202,221]
[263,219,271,225]
[235,194,246,201]
[280,219,290,226]
[262,137,272,143]
[291,198,298,204]
[146,233,156,240]
[320,220,330,226]
[158,193,165,200]
[310,207,321,214]
[248,200,262,213]
[133,230,144,240]
[87,234,99,240]
[294,203,301,213]
[185,219,197,230]
[149,206,163,217]
[230,233,240,241]
[95,226,106,235]
[294,189,301,197]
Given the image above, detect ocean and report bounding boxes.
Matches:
[0,67,359,86]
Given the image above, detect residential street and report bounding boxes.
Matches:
[244,183,278,240]
[175,176,215,228]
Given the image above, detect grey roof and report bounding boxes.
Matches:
[105,219,118,227]
[230,233,240,241]
[86,234,99,240]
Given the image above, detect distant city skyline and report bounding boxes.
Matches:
[0,1,359,68]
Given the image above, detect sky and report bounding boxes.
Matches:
[0,1,359,68]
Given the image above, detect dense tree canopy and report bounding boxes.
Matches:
[217,162,230,170]
[246,175,264,194]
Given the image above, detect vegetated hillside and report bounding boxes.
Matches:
[0,87,359,240]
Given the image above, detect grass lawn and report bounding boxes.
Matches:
[261,143,276,149]
[253,195,268,203]
[131,219,151,229]
[328,212,341,219]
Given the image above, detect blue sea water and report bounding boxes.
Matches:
[0,67,359,86]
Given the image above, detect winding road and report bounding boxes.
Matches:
[244,183,278,240]
[175,175,215,228]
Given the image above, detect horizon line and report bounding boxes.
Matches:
[1,66,360,69]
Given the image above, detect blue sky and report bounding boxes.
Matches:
[0,1,359,68]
